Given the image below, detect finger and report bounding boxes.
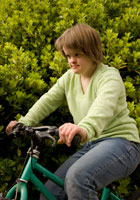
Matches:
[59,123,78,147]
[62,127,72,146]
[6,126,12,134]
[57,138,64,144]
[59,124,69,142]
[6,121,17,134]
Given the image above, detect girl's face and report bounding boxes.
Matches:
[63,47,97,77]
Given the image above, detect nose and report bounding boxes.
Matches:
[69,56,76,64]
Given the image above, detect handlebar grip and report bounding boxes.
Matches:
[72,134,81,145]
[55,129,81,146]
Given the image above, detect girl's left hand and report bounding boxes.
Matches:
[58,123,87,147]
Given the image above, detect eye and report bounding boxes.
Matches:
[75,53,80,57]
[65,54,70,59]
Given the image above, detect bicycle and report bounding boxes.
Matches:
[0,123,139,200]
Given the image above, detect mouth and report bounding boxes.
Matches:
[71,65,79,69]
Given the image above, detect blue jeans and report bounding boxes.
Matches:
[40,138,140,200]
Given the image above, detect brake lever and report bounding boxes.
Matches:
[35,131,56,147]
[32,126,57,132]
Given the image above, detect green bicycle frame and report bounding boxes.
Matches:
[6,155,64,200]
[6,152,122,200]
[101,187,121,200]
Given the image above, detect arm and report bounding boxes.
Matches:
[6,73,68,133]
[18,74,67,126]
[78,70,125,142]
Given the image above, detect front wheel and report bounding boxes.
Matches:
[128,188,140,200]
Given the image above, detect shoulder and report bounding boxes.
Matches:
[93,63,125,93]
[57,69,76,88]
[59,69,75,82]
[96,63,120,75]
[60,69,74,78]
[95,63,122,82]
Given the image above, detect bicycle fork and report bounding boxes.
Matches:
[6,148,64,200]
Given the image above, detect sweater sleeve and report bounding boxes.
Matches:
[78,70,124,142]
[19,75,66,126]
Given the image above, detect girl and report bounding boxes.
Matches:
[6,23,140,200]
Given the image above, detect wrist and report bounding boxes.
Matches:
[80,127,87,142]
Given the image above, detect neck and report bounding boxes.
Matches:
[81,64,97,79]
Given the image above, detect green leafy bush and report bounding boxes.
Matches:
[0,0,140,198]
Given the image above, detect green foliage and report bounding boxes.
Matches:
[117,177,131,198]
[0,0,140,198]
[0,158,16,193]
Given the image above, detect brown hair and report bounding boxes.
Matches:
[55,23,104,65]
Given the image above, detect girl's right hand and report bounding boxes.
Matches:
[58,123,87,147]
[6,120,18,134]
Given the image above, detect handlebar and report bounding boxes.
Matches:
[10,123,81,146]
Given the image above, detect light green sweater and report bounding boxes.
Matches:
[19,63,140,143]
